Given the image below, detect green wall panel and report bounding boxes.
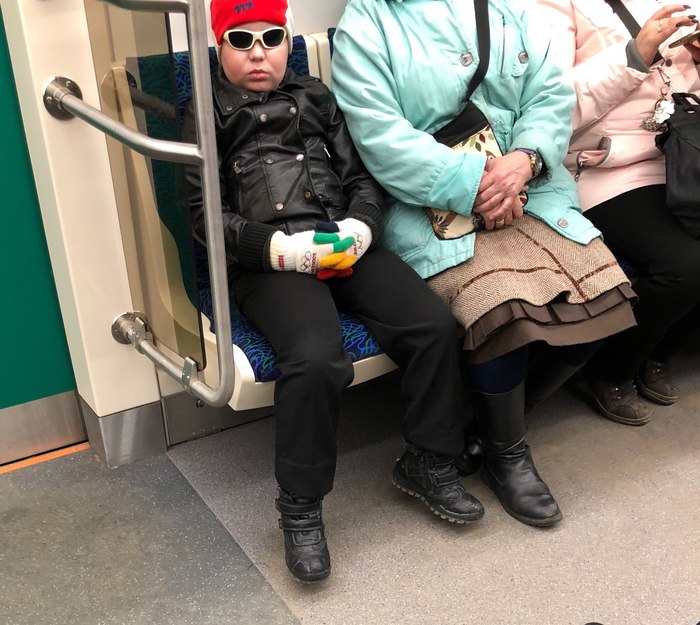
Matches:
[0,8,76,410]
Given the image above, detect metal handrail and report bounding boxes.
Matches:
[44,0,234,406]
[45,81,201,164]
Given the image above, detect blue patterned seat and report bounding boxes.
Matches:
[133,37,385,383]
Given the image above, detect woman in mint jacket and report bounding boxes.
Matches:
[332,0,636,527]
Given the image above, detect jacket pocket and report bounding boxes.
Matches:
[224,159,246,216]
[383,203,435,263]
[565,137,612,181]
[494,18,530,78]
[505,25,529,77]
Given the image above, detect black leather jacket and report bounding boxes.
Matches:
[182,68,384,272]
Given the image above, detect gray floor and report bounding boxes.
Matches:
[168,360,700,625]
[2,361,698,625]
[0,452,298,625]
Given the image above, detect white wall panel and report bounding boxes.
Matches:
[1,0,162,417]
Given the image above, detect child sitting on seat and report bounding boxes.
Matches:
[182,0,484,583]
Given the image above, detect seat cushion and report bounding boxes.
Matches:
[197,287,384,383]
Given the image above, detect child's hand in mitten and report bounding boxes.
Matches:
[315,219,372,271]
[269,230,355,274]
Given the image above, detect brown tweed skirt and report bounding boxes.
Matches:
[427,214,637,363]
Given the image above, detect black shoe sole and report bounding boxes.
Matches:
[291,568,331,584]
[592,395,651,426]
[636,376,678,406]
[480,469,563,528]
[391,471,484,524]
[501,504,563,528]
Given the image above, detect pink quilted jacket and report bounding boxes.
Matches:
[536,0,700,210]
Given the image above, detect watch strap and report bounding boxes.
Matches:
[513,148,542,178]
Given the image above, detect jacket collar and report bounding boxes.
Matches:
[214,68,303,113]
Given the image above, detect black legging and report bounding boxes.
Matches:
[465,341,600,394]
[585,185,700,382]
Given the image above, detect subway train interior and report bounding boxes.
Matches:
[1,0,698,624]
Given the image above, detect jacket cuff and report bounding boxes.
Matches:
[237,222,278,272]
[346,201,384,243]
[626,39,651,73]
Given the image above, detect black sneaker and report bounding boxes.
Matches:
[392,445,485,523]
[275,490,331,583]
[636,359,678,405]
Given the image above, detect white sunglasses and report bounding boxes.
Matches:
[222,27,287,51]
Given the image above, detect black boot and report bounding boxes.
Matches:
[476,381,562,527]
[393,444,484,523]
[275,489,331,583]
[454,418,484,476]
[525,361,583,413]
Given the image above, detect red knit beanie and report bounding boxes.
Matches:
[211,0,289,45]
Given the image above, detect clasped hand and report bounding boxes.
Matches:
[473,152,530,230]
[269,218,372,279]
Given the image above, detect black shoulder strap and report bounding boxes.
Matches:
[605,0,663,64]
[466,0,490,100]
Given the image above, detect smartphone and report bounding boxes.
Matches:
[669,29,700,48]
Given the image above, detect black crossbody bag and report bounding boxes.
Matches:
[425,0,527,239]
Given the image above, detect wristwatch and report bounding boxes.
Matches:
[514,148,544,179]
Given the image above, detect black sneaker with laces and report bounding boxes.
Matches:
[636,358,679,405]
[275,489,331,583]
[590,378,651,426]
[392,444,485,523]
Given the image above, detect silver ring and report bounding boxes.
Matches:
[658,18,663,32]
[495,219,505,227]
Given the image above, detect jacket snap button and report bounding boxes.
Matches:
[275,202,284,211]
[265,158,274,164]
[259,113,268,122]
[557,218,569,228]
[518,52,529,64]
[296,154,304,161]
[226,105,232,111]
[289,106,298,115]
[304,191,312,200]
[242,94,249,100]
[665,58,673,67]
[460,53,473,67]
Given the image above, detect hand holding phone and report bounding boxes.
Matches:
[668,29,700,48]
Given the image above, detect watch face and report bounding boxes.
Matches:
[532,152,543,176]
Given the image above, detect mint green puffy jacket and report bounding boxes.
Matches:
[331,0,601,279]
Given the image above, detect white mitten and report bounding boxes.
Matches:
[269,230,355,274]
[335,218,372,261]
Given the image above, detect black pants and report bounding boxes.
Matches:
[231,247,465,498]
[585,185,700,381]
